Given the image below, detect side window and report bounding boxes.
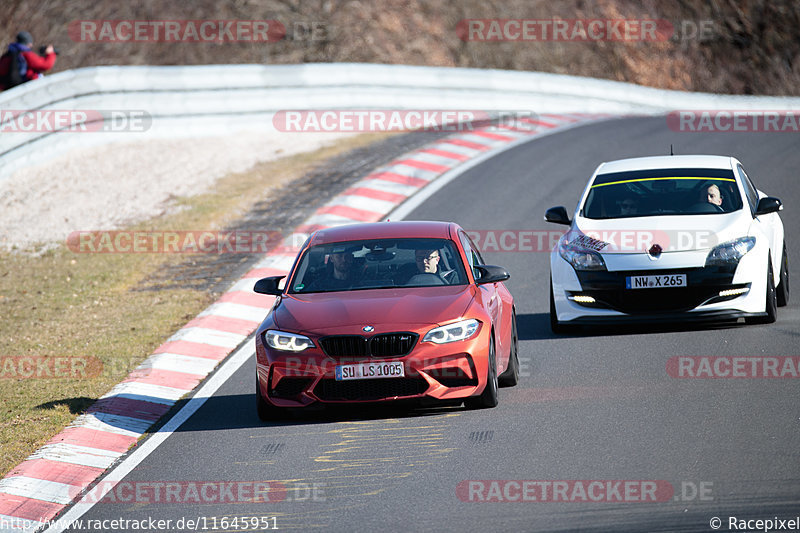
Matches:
[459,231,474,269]
[469,244,485,268]
[438,244,465,284]
[737,165,759,214]
[459,231,481,281]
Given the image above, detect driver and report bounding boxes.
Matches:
[703,183,723,208]
[618,193,639,216]
[400,248,454,286]
[397,248,443,285]
[414,249,441,275]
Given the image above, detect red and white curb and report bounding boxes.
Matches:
[0,113,608,532]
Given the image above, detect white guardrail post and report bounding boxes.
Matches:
[2,63,800,182]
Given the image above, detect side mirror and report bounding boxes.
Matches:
[755,196,782,216]
[253,276,285,296]
[545,206,572,225]
[474,265,510,284]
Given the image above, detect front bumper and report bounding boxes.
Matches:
[570,265,746,314]
[562,308,761,325]
[255,325,491,407]
[550,248,768,323]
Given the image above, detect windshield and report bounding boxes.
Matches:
[289,238,468,293]
[581,168,743,219]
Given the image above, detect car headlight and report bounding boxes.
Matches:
[558,241,607,271]
[264,330,314,352]
[423,319,480,344]
[705,236,756,267]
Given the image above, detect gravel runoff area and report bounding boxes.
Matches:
[0,131,354,252]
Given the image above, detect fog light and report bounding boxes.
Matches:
[718,287,749,298]
[570,295,596,304]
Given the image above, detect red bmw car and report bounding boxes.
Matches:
[253,221,518,419]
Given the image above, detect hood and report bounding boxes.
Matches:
[274,286,476,334]
[571,212,749,254]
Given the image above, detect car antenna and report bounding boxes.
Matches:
[670,144,674,155]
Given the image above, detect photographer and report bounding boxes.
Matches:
[0,31,57,90]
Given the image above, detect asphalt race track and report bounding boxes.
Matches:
[62,116,800,533]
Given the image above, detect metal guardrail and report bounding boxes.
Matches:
[2,63,800,181]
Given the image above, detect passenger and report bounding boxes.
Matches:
[306,246,362,290]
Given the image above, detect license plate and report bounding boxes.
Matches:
[626,274,687,289]
[335,362,405,381]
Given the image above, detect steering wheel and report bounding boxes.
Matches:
[405,273,445,286]
[688,202,722,214]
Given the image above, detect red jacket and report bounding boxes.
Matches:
[0,44,56,90]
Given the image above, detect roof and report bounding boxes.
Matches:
[597,155,737,175]
[309,221,456,245]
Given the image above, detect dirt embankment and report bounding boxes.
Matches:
[2,0,798,96]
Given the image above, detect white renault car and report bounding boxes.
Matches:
[545,155,788,332]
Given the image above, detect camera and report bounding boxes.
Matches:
[39,45,59,56]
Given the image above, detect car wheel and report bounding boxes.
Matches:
[498,312,519,388]
[746,254,778,325]
[465,334,499,409]
[777,244,789,307]
[256,379,286,421]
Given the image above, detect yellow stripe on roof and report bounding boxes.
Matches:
[591,176,736,188]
